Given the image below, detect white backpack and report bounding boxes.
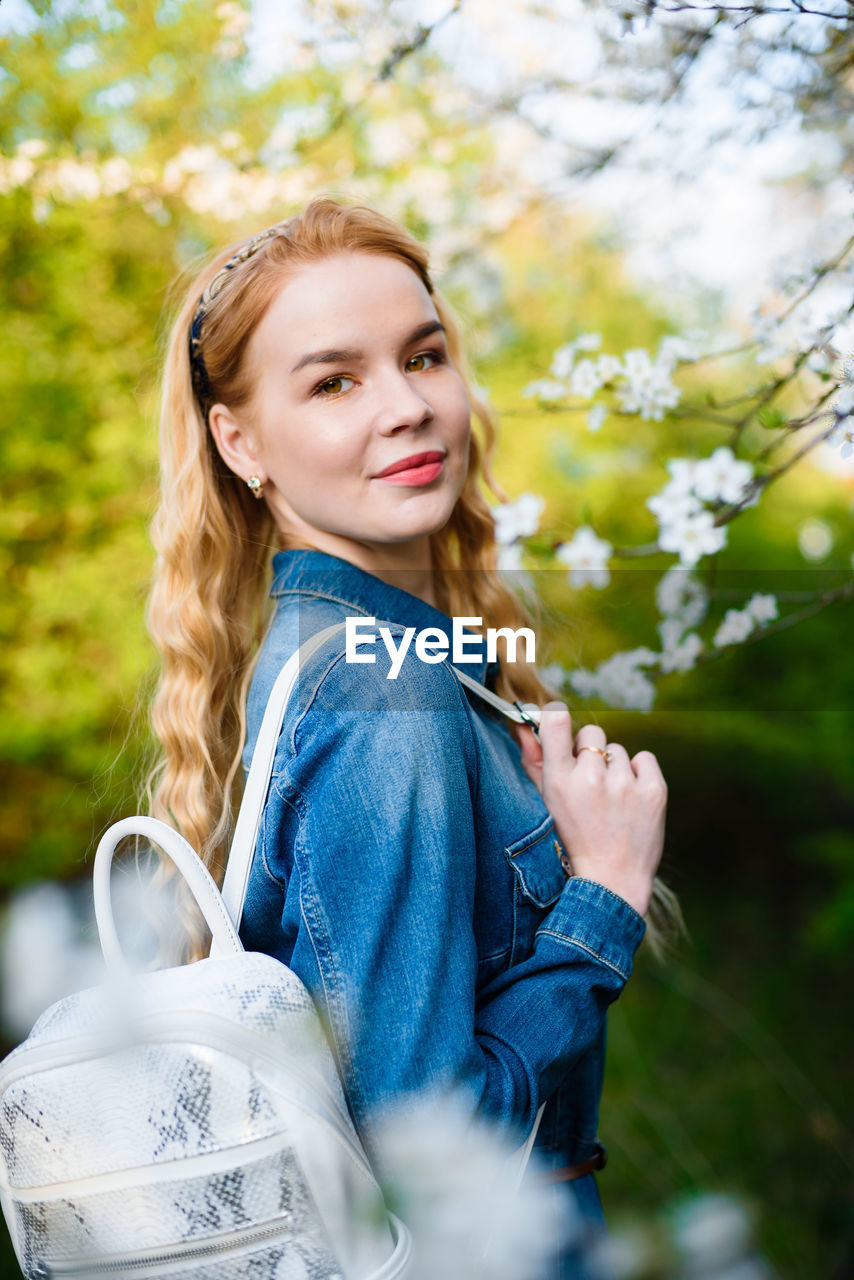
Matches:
[0,623,543,1279]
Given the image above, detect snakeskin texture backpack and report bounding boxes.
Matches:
[0,624,412,1280]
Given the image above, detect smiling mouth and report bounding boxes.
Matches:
[374,451,446,479]
[376,460,445,486]
[373,451,447,486]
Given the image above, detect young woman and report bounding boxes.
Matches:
[146,196,679,1278]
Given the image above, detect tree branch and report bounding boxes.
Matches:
[376,0,464,81]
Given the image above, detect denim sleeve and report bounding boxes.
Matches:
[269,646,646,1146]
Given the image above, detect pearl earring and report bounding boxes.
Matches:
[246,475,264,500]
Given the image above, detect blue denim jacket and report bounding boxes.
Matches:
[239,550,646,1263]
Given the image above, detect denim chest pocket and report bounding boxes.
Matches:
[504,814,568,964]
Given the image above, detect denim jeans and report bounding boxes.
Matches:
[239,551,646,1275]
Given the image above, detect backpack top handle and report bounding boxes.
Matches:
[93,815,244,973]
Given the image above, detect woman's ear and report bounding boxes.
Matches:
[207,403,264,486]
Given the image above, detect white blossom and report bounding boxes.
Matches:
[659,631,703,673]
[745,593,779,625]
[587,403,607,433]
[365,116,424,167]
[568,648,658,712]
[491,494,546,545]
[373,1093,564,1280]
[99,156,133,196]
[575,332,602,352]
[595,354,622,383]
[216,0,250,38]
[522,378,566,402]
[18,138,48,159]
[656,334,696,371]
[670,1192,761,1272]
[569,359,602,399]
[713,608,755,647]
[52,157,103,201]
[840,355,854,385]
[0,884,102,1038]
[617,348,681,421]
[834,385,854,417]
[692,446,754,505]
[549,344,577,379]
[497,543,524,573]
[555,526,613,589]
[655,567,709,628]
[646,487,703,527]
[536,663,568,696]
[665,457,701,496]
[658,510,727,568]
[751,312,789,365]
[567,667,598,697]
[549,334,601,380]
[657,616,686,650]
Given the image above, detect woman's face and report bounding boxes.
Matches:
[216,251,472,574]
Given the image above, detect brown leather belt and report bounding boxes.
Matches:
[534,1141,608,1184]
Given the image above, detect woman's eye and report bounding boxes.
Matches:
[406,350,442,373]
[314,375,355,397]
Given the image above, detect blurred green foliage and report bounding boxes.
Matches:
[1,2,852,1276]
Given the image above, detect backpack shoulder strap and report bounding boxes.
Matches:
[215,621,348,950]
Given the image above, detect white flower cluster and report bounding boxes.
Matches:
[647,447,755,569]
[540,570,781,712]
[0,135,327,224]
[535,662,569,697]
[752,298,853,369]
[215,0,250,57]
[490,494,544,589]
[523,333,686,424]
[555,526,613,589]
[520,378,566,403]
[827,359,854,459]
[491,493,545,545]
[654,565,708,674]
[713,593,778,648]
[568,647,659,712]
[617,348,682,421]
[373,1093,565,1280]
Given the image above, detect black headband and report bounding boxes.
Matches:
[188,220,293,408]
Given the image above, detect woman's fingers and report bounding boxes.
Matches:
[630,748,668,792]
[538,703,575,769]
[598,740,633,777]
[530,708,666,916]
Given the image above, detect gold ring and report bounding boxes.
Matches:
[576,745,613,763]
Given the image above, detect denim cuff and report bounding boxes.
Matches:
[538,876,647,981]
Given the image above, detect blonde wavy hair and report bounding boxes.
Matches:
[145,195,683,962]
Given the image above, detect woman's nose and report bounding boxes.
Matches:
[374,369,435,433]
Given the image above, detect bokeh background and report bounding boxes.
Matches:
[1,1,853,1276]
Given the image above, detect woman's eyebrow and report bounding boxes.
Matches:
[290,320,446,374]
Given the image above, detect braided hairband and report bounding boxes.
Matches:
[188,219,293,408]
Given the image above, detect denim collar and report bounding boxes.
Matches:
[270,549,499,687]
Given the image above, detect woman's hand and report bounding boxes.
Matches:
[516,703,667,918]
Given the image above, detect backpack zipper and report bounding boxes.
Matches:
[32,1211,412,1279]
[31,1216,341,1277]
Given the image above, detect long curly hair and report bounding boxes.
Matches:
[145,195,683,961]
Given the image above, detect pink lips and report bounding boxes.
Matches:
[374,451,445,485]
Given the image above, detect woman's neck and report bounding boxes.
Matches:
[277,529,438,608]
